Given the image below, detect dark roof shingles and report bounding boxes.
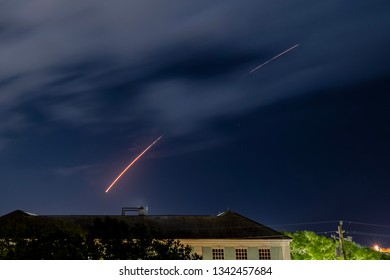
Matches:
[0,210,290,240]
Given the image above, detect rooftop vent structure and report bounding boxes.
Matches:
[121,206,148,216]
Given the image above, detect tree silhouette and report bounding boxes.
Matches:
[0,216,200,260]
[87,217,201,260]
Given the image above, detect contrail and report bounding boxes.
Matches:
[245,44,299,76]
[105,135,163,193]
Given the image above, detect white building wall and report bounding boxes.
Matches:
[179,239,291,260]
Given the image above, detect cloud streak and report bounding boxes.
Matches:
[0,0,390,152]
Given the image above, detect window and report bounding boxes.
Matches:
[258,248,271,260]
[235,248,247,259]
[212,248,224,259]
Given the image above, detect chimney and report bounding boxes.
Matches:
[138,206,148,216]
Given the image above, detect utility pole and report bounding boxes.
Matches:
[338,221,347,260]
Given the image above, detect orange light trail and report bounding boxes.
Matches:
[105,135,163,193]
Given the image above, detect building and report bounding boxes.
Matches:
[0,209,291,260]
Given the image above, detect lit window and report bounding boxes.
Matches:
[212,248,224,259]
[235,248,247,259]
[259,248,271,260]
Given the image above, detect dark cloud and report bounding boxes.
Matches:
[52,164,99,176]
[1,1,389,141]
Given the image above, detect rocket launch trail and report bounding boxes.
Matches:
[105,45,297,192]
[105,136,163,193]
[245,44,299,76]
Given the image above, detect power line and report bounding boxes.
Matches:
[300,230,390,239]
[270,220,390,229]
[345,231,390,239]
[270,221,339,227]
[344,221,390,229]
[315,231,336,235]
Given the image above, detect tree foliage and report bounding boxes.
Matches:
[285,231,390,260]
[343,240,390,260]
[285,231,337,260]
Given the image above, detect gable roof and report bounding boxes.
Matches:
[0,210,290,240]
[0,209,37,218]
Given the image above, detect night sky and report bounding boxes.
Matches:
[1,1,389,246]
